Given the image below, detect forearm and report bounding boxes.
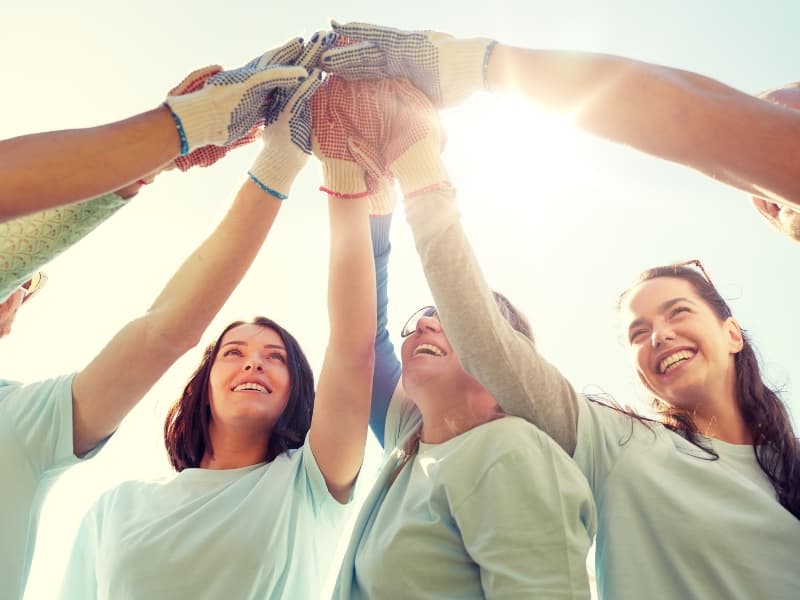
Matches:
[405,186,579,453]
[0,192,128,299]
[487,45,800,206]
[311,196,376,501]
[72,179,281,454]
[369,214,402,445]
[0,106,179,220]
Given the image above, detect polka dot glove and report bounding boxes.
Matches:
[322,21,496,108]
[164,53,307,154]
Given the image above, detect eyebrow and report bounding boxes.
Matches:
[221,340,286,352]
[627,297,698,335]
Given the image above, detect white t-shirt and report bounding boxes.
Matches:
[0,374,96,600]
[574,398,800,599]
[334,393,596,599]
[59,438,349,600]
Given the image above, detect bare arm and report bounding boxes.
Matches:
[71,179,282,456]
[486,45,800,208]
[310,196,376,503]
[0,107,179,221]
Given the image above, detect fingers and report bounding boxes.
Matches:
[295,30,338,70]
[330,20,398,44]
[168,65,223,96]
[246,37,304,69]
[321,41,386,78]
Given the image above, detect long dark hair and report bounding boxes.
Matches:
[618,264,800,518]
[164,317,315,471]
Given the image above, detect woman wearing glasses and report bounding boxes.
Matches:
[385,88,800,600]
[331,138,596,599]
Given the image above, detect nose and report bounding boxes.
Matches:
[243,357,264,372]
[416,314,441,335]
[650,322,675,348]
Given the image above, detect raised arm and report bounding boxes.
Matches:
[367,212,402,446]
[386,85,580,453]
[484,44,800,209]
[323,22,800,211]
[0,40,306,221]
[309,193,375,503]
[70,61,317,458]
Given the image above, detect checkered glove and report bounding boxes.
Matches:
[168,38,305,171]
[164,54,308,154]
[248,33,335,198]
[311,74,393,197]
[342,77,447,197]
[321,21,496,108]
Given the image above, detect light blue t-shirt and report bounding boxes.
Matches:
[574,398,800,599]
[334,392,596,599]
[59,437,350,600]
[0,374,90,600]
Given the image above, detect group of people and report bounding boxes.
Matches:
[2,20,798,600]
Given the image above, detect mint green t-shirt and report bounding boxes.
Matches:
[59,437,350,600]
[0,374,93,600]
[334,392,596,599]
[574,398,800,599]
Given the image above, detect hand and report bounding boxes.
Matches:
[247,33,337,199]
[321,21,496,108]
[164,51,308,154]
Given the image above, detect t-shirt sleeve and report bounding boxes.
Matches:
[573,397,641,493]
[404,187,580,454]
[453,421,595,599]
[0,373,81,474]
[58,501,100,600]
[382,385,422,453]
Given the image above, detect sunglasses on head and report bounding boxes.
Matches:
[400,306,439,338]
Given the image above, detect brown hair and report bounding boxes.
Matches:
[618,264,800,518]
[164,317,315,471]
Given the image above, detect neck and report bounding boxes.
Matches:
[680,369,752,444]
[412,378,501,444]
[200,425,271,469]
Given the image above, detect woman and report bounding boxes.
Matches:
[58,36,377,598]
[327,84,595,598]
[1,50,313,600]
[374,59,800,600]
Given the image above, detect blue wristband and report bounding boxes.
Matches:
[164,103,190,155]
[247,172,288,200]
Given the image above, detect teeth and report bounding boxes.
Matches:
[659,350,695,374]
[414,343,444,357]
[233,382,268,393]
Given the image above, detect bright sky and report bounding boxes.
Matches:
[3,1,799,598]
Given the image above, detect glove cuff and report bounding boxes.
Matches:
[319,159,370,198]
[249,141,307,200]
[441,38,497,106]
[391,140,450,196]
[368,180,398,215]
[164,91,225,154]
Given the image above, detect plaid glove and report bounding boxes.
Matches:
[321,21,496,108]
[164,54,307,154]
[311,74,394,197]
[247,34,335,198]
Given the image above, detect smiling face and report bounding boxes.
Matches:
[399,310,472,395]
[619,276,743,412]
[207,323,292,435]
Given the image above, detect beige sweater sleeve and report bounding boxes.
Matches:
[404,186,579,454]
[0,193,126,300]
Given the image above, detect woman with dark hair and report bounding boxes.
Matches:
[59,35,377,599]
[369,63,800,600]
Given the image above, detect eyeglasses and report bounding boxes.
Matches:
[400,306,439,338]
[20,272,47,305]
[671,259,715,289]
